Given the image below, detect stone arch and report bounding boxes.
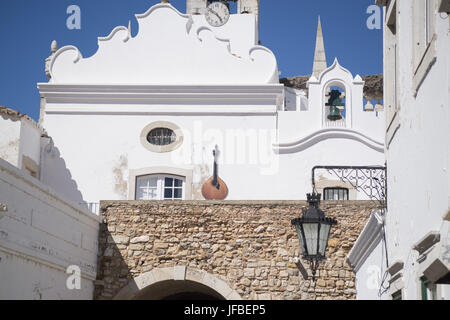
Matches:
[113,266,242,300]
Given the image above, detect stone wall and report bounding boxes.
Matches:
[94,201,379,300]
[280,74,383,99]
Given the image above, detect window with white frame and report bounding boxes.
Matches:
[140,121,184,153]
[135,175,185,200]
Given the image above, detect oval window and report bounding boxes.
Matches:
[147,128,177,146]
[140,121,183,153]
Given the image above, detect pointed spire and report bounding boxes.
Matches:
[312,16,327,79]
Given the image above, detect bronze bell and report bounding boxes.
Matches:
[327,106,342,121]
[326,90,345,121]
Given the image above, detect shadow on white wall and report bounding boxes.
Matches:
[40,140,85,205]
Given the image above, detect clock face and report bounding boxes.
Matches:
[205,2,230,27]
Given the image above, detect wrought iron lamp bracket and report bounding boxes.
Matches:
[311,165,387,209]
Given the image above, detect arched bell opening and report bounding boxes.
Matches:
[132,280,226,300]
[324,81,347,127]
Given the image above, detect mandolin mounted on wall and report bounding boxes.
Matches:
[201,145,228,200]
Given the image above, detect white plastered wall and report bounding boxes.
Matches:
[0,158,101,300]
[0,117,21,167]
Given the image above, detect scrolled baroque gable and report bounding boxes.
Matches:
[48,3,279,85]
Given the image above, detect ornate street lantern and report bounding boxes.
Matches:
[326,89,345,121]
[291,193,337,280]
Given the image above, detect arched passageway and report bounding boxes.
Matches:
[133,280,224,300]
[113,267,242,300]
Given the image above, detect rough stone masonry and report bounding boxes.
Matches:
[94,200,379,300]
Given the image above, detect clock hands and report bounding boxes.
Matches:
[207,7,223,24]
[205,2,229,27]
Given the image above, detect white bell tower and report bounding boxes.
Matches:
[186,0,260,41]
[238,0,259,33]
[187,0,259,19]
[186,0,208,15]
[238,0,259,16]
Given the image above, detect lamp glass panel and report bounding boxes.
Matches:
[318,223,332,256]
[295,225,307,254]
[303,223,319,256]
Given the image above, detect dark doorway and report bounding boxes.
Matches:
[133,280,225,300]
[163,292,220,300]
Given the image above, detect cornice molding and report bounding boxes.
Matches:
[273,128,385,153]
[38,84,284,115]
[346,210,384,272]
[38,83,284,93]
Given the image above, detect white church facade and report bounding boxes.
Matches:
[36,1,384,209]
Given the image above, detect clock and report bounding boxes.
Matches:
[205,1,230,27]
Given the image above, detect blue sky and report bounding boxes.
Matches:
[0,0,382,121]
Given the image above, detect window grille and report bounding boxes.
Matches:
[147,128,177,146]
[323,188,349,201]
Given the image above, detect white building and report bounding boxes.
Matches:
[36,1,385,208]
[0,107,101,299]
[347,0,450,300]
